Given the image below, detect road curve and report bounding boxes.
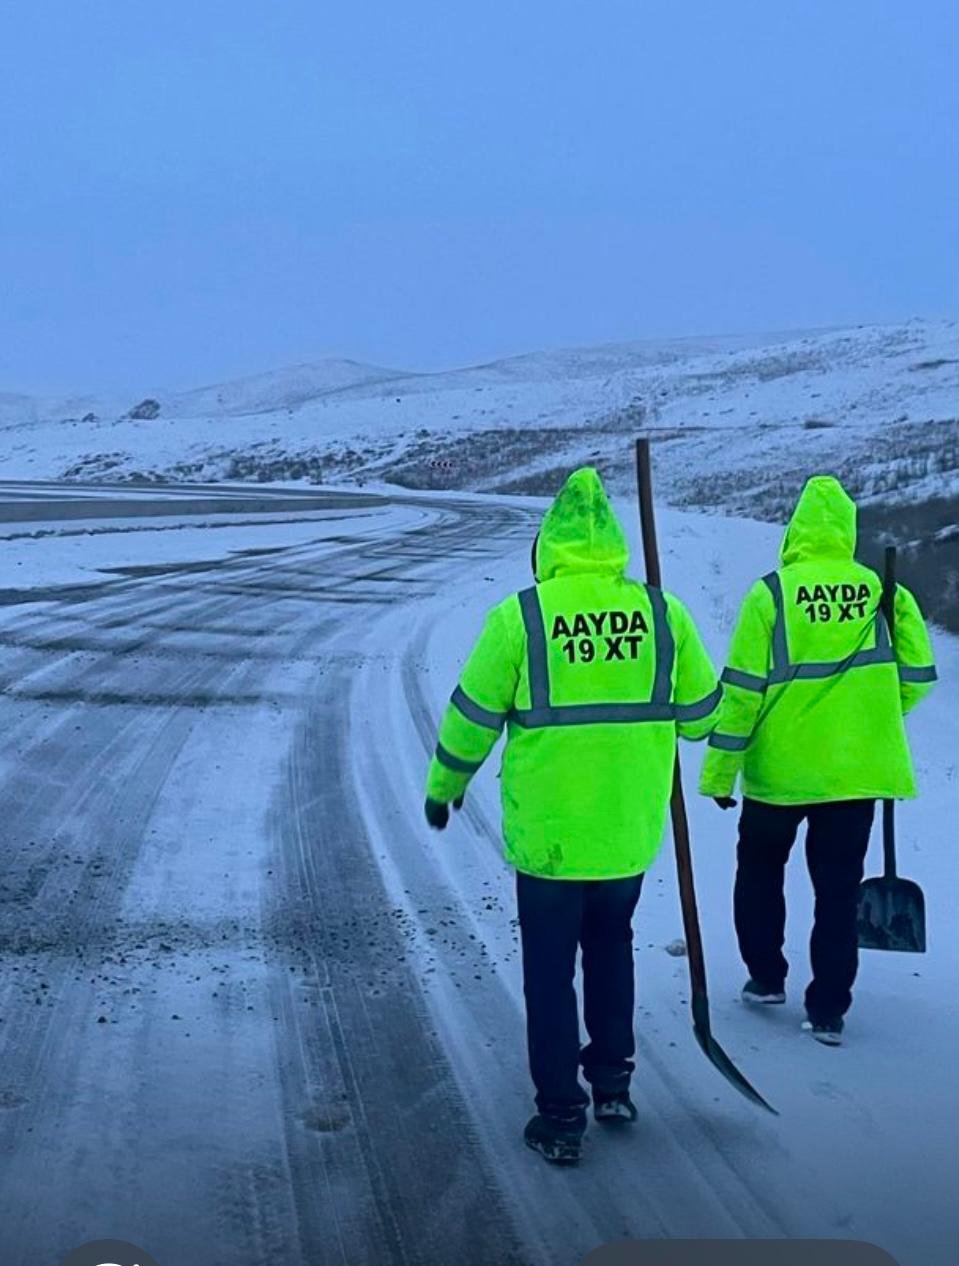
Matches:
[0,487,534,1266]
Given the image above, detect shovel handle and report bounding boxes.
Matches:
[636,438,662,588]
[882,545,897,637]
[882,546,898,880]
[882,801,897,879]
[635,439,709,1001]
[635,437,778,1113]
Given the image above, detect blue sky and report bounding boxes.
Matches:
[1,1,957,391]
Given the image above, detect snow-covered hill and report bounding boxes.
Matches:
[2,317,957,622]
[1,319,956,502]
[167,357,412,419]
[0,357,409,429]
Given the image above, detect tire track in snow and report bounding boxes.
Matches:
[0,553,307,1262]
[0,501,448,1265]
[263,504,534,1265]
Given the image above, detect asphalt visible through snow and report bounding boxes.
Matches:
[0,484,537,1266]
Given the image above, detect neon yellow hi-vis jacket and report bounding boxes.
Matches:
[699,475,938,806]
[424,467,721,880]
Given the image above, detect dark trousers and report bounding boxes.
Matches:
[516,870,644,1122]
[734,797,875,1020]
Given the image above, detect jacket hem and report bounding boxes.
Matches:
[510,862,649,881]
[742,788,917,805]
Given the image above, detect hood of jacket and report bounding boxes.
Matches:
[780,475,857,565]
[535,467,629,581]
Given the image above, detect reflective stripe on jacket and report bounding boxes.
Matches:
[425,467,721,879]
[699,475,937,805]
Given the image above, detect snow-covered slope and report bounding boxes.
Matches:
[2,318,957,625]
[1,357,408,429]
[166,357,412,419]
[1,320,956,504]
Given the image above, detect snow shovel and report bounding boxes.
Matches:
[635,438,777,1114]
[857,546,927,954]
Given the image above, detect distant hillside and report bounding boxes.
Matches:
[167,358,412,419]
[1,318,956,626]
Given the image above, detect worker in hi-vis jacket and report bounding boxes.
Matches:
[423,467,721,1164]
[700,475,937,1046]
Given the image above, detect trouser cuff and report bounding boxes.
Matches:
[581,1060,633,1096]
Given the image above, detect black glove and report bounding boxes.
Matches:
[713,796,738,810]
[424,795,465,830]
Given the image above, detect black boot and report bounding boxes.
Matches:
[802,1014,844,1046]
[742,978,786,1005]
[592,1091,638,1124]
[523,1113,584,1165]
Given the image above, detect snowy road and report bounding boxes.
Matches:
[0,485,536,1265]
[0,483,955,1266]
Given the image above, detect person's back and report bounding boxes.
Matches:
[700,475,937,1043]
[702,475,935,804]
[424,465,721,1161]
[426,468,721,878]
[501,565,714,877]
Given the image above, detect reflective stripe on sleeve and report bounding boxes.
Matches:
[707,731,750,752]
[451,685,507,731]
[674,685,723,721]
[722,666,767,692]
[898,664,938,683]
[435,743,482,773]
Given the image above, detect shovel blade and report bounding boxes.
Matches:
[693,1021,779,1115]
[857,876,926,953]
